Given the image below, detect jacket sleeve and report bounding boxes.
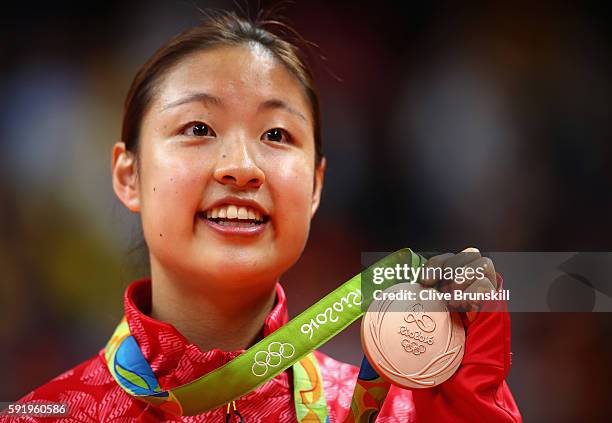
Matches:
[410,274,522,423]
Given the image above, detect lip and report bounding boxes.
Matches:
[200,217,268,236]
[197,195,270,237]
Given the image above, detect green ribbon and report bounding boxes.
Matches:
[105,248,423,417]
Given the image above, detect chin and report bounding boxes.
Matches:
[199,252,276,283]
[197,247,299,287]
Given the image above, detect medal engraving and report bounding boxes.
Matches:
[361,283,465,388]
[398,304,436,356]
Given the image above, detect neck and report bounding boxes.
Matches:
[149,260,278,352]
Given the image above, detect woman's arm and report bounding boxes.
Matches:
[410,273,522,422]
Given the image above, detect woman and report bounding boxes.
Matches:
[4,11,521,422]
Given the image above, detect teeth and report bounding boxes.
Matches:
[204,204,265,222]
[227,205,238,219]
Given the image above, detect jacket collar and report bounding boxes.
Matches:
[122,278,289,389]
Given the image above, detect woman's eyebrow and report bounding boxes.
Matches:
[259,99,307,123]
[161,92,223,111]
[161,93,307,123]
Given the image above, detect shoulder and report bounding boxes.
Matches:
[16,352,114,401]
[4,351,140,422]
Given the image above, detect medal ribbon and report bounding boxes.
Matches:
[105,248,424,418]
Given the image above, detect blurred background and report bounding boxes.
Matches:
[1,0,611,421]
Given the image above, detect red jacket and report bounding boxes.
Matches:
[2,278,521,422]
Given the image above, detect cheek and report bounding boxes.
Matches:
[269,155,315,240]
[139,148,206,242]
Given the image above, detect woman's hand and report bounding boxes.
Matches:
[418,247,498,317]
[410,248,521,422]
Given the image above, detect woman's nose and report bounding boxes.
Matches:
[213,140,265,189]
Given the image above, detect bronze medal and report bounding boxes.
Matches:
[361,283,465,388]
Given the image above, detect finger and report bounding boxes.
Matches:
[446,276,495,312]
[455,256,497,291]
[420,253,454,286]
[441,248,481,273]
[478,256,497,289]
[463,277,496,311]
[440,248,482,292]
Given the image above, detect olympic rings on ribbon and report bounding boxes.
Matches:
[251,342,296,376]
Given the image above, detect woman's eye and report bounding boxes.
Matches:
[183,122,215,137]
[262,128,290,143]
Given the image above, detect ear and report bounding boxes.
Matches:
[311,157,326,218]
[112,142,141,212]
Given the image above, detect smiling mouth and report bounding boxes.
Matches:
[197,204,269,227]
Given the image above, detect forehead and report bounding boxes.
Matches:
[152,44,311,117]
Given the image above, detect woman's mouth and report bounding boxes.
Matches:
[196,204,269,236]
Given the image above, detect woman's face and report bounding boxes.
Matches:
[113,44,324,291]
